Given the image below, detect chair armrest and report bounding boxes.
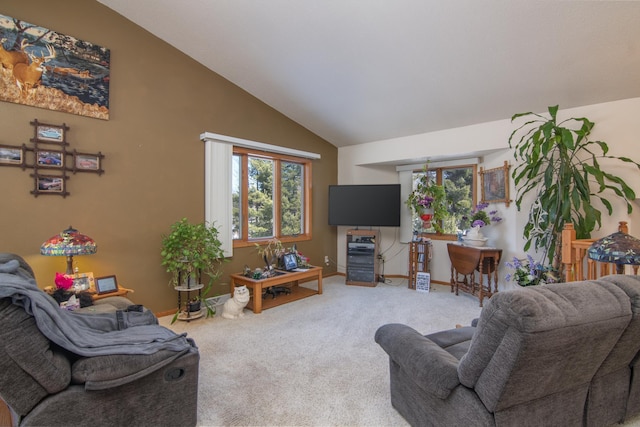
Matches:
[72,347,194,390]
[375,323,461,399]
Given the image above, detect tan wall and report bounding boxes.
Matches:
[0,0,338,313]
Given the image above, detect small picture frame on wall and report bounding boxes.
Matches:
[37,150,64,168]
[95,275,119,294]
[71,272,94,292]
[34,122,67,144]
[0,144,24,166]
[479,161,511,207]
[73,151,102,172]
[36,175,65,193]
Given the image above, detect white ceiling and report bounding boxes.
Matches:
[98,0,640,148]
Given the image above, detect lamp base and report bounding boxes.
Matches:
[66,255,74,275]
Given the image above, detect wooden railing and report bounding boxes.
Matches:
[561,221,638,282]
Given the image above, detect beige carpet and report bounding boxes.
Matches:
[159,276,640,427]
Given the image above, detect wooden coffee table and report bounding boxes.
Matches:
[229,266,323,314]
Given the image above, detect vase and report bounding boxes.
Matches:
[463,225,488,247]
[467,225,484,240]
[419,207,434,229]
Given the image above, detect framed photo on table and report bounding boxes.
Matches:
[95,275,119,295]
[479,161,511,207]
[70,272,94,291]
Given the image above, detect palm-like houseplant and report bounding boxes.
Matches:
[406,166,449,233]
[161,218,226,322]
[509,105,640,274]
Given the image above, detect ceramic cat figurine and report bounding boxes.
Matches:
[222,285,250,319]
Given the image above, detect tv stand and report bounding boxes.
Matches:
[346,229,379,287]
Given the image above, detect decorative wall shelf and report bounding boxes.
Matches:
[0,119,104,197]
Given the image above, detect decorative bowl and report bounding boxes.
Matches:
[463,237,488,247]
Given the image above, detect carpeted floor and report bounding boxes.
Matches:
[160,276,482,426]
[159,275,640,427]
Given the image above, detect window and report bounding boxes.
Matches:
[232,147,311,246]
[411,164,477,236]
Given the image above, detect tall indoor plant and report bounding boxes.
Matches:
[161,218,226,321]
[405,165,449,233]
[509,105,640,273]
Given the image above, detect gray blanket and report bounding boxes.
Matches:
[0,254,194,356]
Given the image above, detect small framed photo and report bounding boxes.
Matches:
[480,161,511,207]
[0,144,24,166]
[35,122,66,143]
[71,272,94,292]
[74,152,101,172]
[36,175,65,193]
[37,150,64,168]
[95,275,119,295]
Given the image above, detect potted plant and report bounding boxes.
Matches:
[504,255,559,287]
[509,105,640,275]
[161,218,226,322]
[405,165,449,233]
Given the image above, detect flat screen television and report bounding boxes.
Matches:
[328,184,401,227]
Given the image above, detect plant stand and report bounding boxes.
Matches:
[175,270,203,322]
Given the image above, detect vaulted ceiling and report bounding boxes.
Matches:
[98,0,640,147]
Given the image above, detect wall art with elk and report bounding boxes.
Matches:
[0,14,110,120]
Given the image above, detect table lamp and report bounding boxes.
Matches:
[587,226,640,274]
[41,226,97,274]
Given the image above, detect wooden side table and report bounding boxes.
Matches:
[447,243,502,307]
[90,286,131,301]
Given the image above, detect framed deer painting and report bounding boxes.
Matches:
[0,14,110,120]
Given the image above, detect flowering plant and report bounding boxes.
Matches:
[405,166,449,233]
[462,202,502,228]
[505,255,558,287]
[55,272,73,290]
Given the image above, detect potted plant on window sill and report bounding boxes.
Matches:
[405,165,449,233]
[161,218,227,323]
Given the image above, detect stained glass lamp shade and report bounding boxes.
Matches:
[41,226,97,274]
[587,230,640,274]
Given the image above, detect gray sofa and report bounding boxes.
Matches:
[0,253,200,427]
[375,276,640,427]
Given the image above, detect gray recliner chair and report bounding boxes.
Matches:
[375,278,638,427]
[0,253,199,427]
[585,275,640,426]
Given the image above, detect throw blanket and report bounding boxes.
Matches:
[0,254,195,356]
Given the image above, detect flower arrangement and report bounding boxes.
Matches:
[505,255,558,287]
[405,166,449,233]
[462,202,503,229]
[55,272,73,290]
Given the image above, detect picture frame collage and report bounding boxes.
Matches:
[0,119,105,197]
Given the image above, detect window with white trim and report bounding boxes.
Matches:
[411,164,477,236]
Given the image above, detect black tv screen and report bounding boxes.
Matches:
[328,184,401,227]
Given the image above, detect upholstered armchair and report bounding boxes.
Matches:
[376,278,639,426]
[0,253,199,427]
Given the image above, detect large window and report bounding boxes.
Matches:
[232,147,311,246]
[411,164,477,236]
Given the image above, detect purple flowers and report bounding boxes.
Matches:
[505,255,557,286]
[464,203,502,228]
[418,196,434,208]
